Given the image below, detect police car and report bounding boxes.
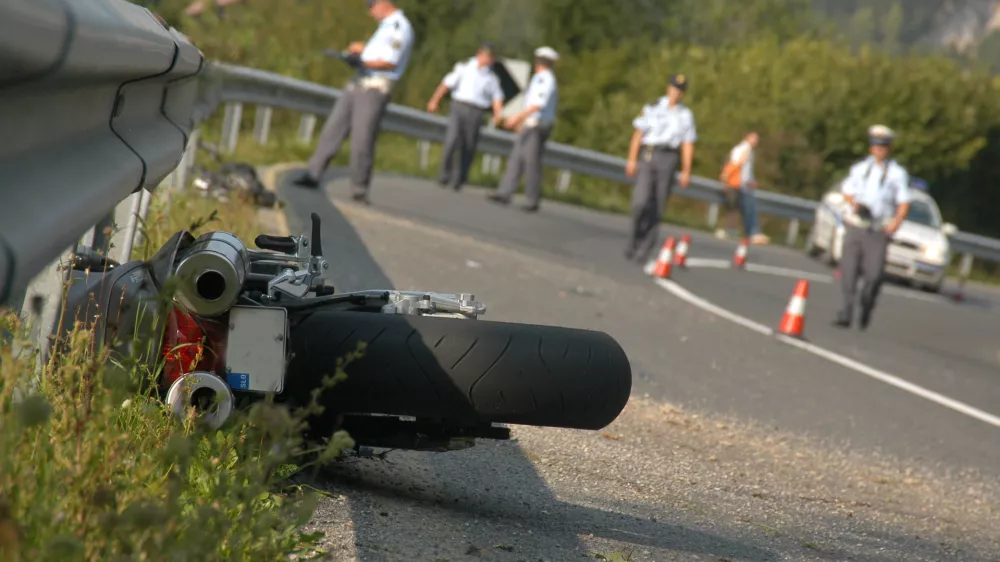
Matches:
[806,178,958,293]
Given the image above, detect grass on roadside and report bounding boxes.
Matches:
[0,188,355,561]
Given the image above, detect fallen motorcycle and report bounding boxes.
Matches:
[57,214,633,452]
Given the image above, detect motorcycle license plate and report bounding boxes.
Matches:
[225,306,288,393]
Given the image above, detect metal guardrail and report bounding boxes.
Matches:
[200,62,1000,266]
[0,0,204,306]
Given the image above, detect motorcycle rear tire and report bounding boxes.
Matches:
[282,310,632,431]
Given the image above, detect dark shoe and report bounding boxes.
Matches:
[624,248,636,261]
[859,308,872,331]
[293,174,320,189]
[350,191,370,205]
[832,318,851,329]
[487,193,509,205]
[521,203,540,213]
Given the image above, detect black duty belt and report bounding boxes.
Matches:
[643,144,679,153]
[454,99,490,111]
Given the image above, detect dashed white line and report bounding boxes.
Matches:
[655,277,1000,429]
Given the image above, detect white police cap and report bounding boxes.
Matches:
[534,46,559,61]
[868,124,896,145]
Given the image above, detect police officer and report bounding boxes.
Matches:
[834,125,911,330]
[486,46,559,213]
[426,43,505,191]
[293,0,414,204]
[624,74,697,262]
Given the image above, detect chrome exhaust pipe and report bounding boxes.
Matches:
[174,231,249,317]
[165,372,235,430]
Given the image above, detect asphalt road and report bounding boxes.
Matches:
[265,165,1000,560]
[272,166,1000,478]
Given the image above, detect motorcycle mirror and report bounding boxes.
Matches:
[310,213,323,257]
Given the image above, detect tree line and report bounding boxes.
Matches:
[143,0,1000,238]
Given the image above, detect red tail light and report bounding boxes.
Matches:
[162,307,229,388]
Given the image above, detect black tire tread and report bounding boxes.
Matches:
[283,311,632,430]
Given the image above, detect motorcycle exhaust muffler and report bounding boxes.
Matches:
[165,371,235,429]
[174,232,249,317]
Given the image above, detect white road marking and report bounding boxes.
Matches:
[655,277,1000,429]
[655,278,773,336]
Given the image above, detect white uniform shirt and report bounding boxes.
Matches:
[443,57,504,109]
[633,98,697,148]
[359,10,414,82]
[729,140,755,187]
[522,69,558,128]
[841,156,911,222]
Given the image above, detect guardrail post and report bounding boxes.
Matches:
[786,218,800,247]
[959,252,974,278]
[297,114,317,144]
[706,203,720,228]
[221,102,243,154]
[118,192,146,263]
[955,252,974,299]
[418,140,430,171]
[172,127,199,191]
[557,170,571,193]
[253,105,273,146]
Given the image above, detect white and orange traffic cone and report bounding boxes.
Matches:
[732,238,749,269]
[778,279,809,338]
[653,237,676,279]
[674,233,691,267]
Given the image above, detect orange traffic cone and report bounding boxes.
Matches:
[733,238,749,269]
[653,237,676,279]
[778,280,809,338]
[674,233,691,267]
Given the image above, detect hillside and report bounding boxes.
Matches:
[813,0,1000,52]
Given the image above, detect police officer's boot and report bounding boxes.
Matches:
[859,306,872,331]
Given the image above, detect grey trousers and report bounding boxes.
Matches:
[307,83,390,195]
[837,224,890,323]
[439,101,487,189]
[496,125,551,206]
[628,148,679,260]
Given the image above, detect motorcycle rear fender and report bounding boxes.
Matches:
[55,230,197,368]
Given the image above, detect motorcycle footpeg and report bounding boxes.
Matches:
[255,234,298,254]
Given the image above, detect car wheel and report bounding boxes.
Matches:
[922,282,942,294]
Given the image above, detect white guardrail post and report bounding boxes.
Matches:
[298,114,317,144]
[254,105,273,146]
[418,140,430,171]
[221,102,243,154]
[1,0,204,355]
[786,218,801,247]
